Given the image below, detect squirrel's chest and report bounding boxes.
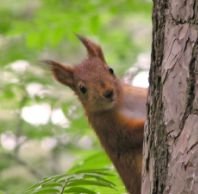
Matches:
[88,114,134,153]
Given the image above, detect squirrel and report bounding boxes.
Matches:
[44,36,147,194]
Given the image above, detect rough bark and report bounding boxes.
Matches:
[142,0,198,194]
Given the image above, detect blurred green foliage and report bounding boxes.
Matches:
[0,0,151,73]
[0,0,151,193]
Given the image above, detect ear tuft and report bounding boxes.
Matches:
[42,60,74,88]
[77,35,106,62]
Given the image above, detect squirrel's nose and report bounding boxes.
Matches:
[103,90,114,99]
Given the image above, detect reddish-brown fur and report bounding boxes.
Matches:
[44,36,147,194]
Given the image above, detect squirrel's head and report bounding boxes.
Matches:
[44,36,122,113]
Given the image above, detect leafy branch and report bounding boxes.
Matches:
[25,168,116,194]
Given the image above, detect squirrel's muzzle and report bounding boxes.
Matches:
[103,89,114,100]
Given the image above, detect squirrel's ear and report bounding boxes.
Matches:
[77,35,106,62]
[43,60,74,88]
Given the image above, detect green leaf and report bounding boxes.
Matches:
[67,179,114,188]
[73,168,114,177]
[41,182,63,188]
[63,187,96,194]
[32,188,60,194]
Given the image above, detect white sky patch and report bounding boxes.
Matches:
[41,137,57,151]
[10,60,30,73]
[21,103,51,125]
[51,108,70,128]
[135,53,150,69]
[26,82,49,98]
[21,103,70,127]
[78,135,93,149]
[0,132,16,150]
[132,71,149,88]
[0,132,26,151]
[124,52,150,88]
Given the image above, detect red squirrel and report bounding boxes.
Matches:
[44,36,147,194]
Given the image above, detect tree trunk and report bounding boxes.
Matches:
[142,1,198,194]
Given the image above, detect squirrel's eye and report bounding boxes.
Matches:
[108,67,114,75]
[79,84,87,94]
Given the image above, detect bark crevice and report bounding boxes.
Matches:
[179,39,198,132]
[145,1,169,193]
